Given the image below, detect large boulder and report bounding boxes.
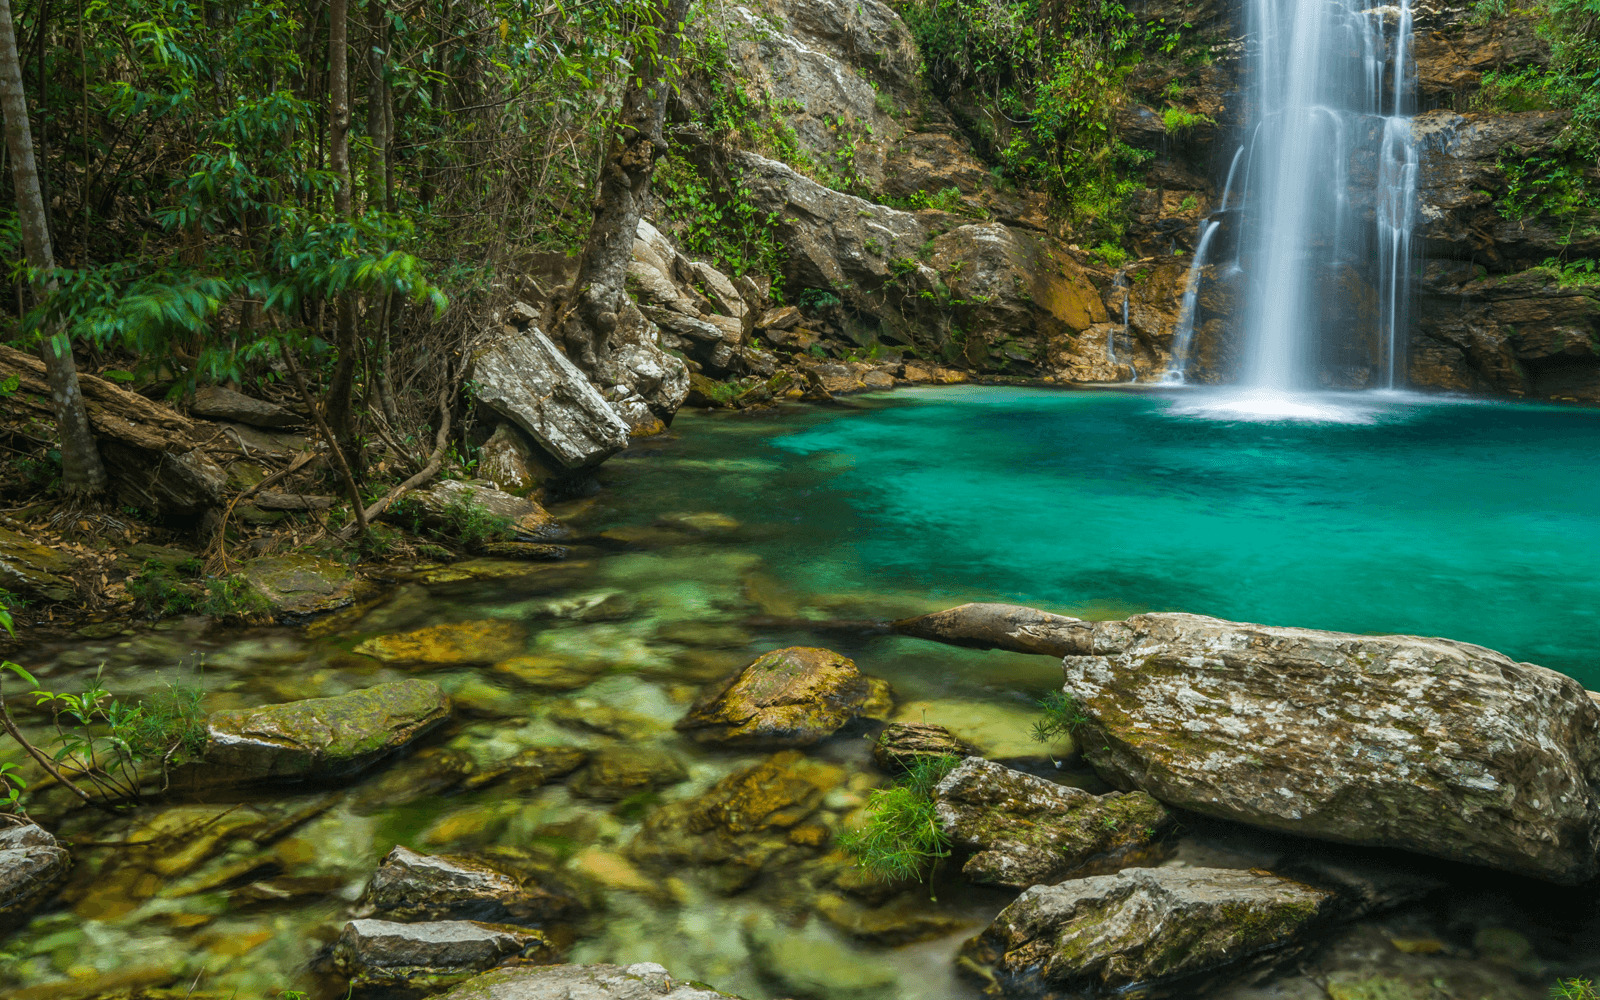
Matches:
[0,823,70,927]
[1058,613,1600,883]
[933,758,1173,888]
[361,846,577,925]
[426,963,747,1000]
[0,526,77,602]
[891,602,1085,657]
[961,867,1333,996]
[330,918,556,993]
[203,680,451,782]
[675,646,892,747]
[466,326,631,469]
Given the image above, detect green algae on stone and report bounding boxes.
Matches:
[427,963,750,1000]
[238,554,363,617]
[569,746,688,801]
[675,647,892,748]
[355,620,527,666]
[203,680,451,781]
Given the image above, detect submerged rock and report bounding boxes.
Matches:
[934,758,1173,888]
[675,646,892,747]
[1060,612,1600,883]
[0,823,70,927]
[427,963,746,1000]
[872,722,976,773]
[355,620,528,666]
[891,602,1085,657]
[203,680,451,782]
[331,917,557,993]
[569,746,688,801]
[628,750,843,892]
[962,867,1332,998]
[361,846,578,925]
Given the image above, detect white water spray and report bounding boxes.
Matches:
[1163,220,1222,385]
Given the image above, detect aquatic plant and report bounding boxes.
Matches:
[837,753,958,894]
[1032,690,1093,745]
[1553,979,1599,1000]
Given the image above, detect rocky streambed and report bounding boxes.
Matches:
[1,394,1598,1000]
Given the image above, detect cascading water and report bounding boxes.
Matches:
[1163,220,1222,385]
[1201,0,1418,402]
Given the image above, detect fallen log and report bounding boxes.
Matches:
[0,345,227,515]
[890,602,1091,657]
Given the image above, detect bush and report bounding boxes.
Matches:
[1032,690,1093,744]
[837,754,959,892]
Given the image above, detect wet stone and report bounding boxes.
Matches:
[361,846,579,924]
[675,646,893,748]
[934,757,1174,888]
[0,824,71,928]
[462,746,590,793]
[872,722,976,773]
[814,891,972,946]
[492,654,603,691]
[355,620,528,666]
[330,917,558,994]
[427,963,750,1000]
[549,699,665,740]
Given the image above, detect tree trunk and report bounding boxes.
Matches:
[323,0,361,470]
[0,0,105,497]
[559,0,691,379]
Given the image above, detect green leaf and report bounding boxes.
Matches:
[1,661,37,687]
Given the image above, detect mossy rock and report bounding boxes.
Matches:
[675,647,893,747]
[0,526,78,602]
[355,620,528,666]
[568,746,688,801]
[201,680,451,782]
[239,553,363,617]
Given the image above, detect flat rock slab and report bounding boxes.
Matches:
[427,963,744,1000]
[1061,613,1600,883]
[332,918,556,992]
[892,602,1086,657]
[363,846,577,924]
[934,757,1173,888]
[467,327,630,469]
[963,867,1332,998]
[240,554,362,617]
[204,680,451,782]
[0,824,70,926]
[675,646,892,747]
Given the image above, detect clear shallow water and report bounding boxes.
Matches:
[623,386,1600,685]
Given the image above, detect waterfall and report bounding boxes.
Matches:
[1163,220,1222,385]
[1230,0,1418,395]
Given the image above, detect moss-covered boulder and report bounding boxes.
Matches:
[962,867,1332,996]
[627,750,844,892]
[240,554,363,617]
[1060,612,1600,883]
[360,846,578,925]
[934,758,1173,888]
[203,680,451,782]
[427,963,747,1000]
[0,824,70,929]
[330,918,557,994]
[356,620,528,666]
[675,647,892,747]
[0,526,77,602]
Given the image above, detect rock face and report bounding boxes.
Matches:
[204,680,451,782]
[1059,612,1600,883]
[933,758,1173,888]
[428,963,745,1000]
[330,918,556,992]
[0,526,78,602]
[362,846,576,924]
[0,824,70,926]
[675,646,892,747]
[962,867,1332,997]
[466,326,632,469]
[891,602,1085,657]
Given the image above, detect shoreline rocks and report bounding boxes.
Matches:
[675,646,892,747]
[1060,612,1600,883]
[933,757,1173,888]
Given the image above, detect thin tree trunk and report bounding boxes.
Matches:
[559,0,691,377]
[0,0,104,497]
[323,0,361,471]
